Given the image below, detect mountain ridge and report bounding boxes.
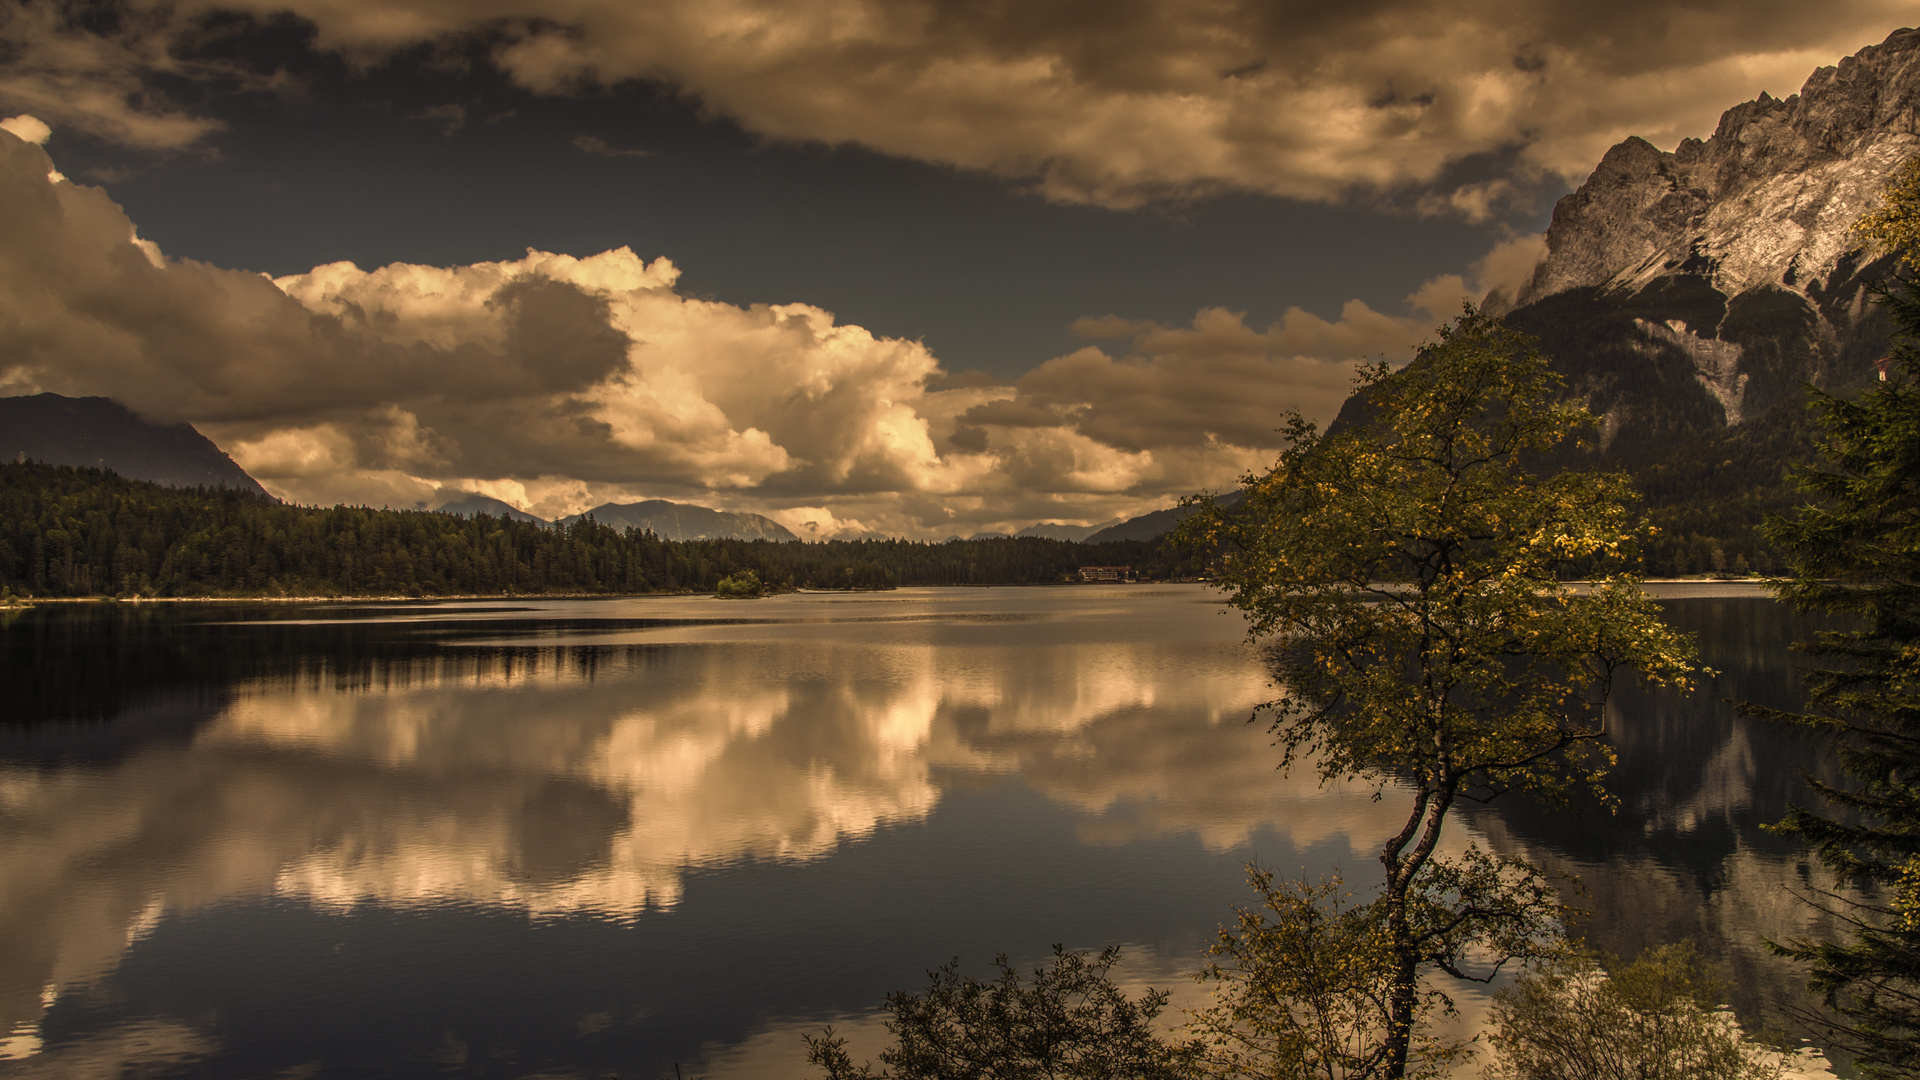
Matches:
[0,393,271,498]
[559,500,799,542]
[1462,27,1920,457]
[437,495,548,524]
[1084,490,1245,544]
[1015,519,1122,542]
[1503,27,1920,314]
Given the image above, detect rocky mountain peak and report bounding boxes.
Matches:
[1505,27,1920,313]
[1463,29,1919,458]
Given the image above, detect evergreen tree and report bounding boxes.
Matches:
[1758,156,1920,1077]
[0,461,1203,597]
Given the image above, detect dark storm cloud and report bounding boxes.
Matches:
[2,0,1910,209]
[0,0,249,149]
[0,132,625,424]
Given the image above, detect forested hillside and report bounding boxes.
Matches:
[1624,386,1829,576]
[1,393,272,496]
[0,463,1191,598]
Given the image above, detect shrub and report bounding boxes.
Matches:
[805,946,1202,1080]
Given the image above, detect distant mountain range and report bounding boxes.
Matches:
[433,499,1180,544]
[0,393,1144,544]
[558,500,799,542]
[1,393,271,497]
[436,494,549,523]
[1084,490,1244,543]
[1015,519,1122,542]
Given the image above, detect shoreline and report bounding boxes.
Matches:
[0,577,1779,607]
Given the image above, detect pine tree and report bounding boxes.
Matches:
[1760,156,1920,1077]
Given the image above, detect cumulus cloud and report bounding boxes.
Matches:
[990,240,1541,465]
[1474,232,1551,313]
[2,0,1912,211]
[0,114,50,144]
[0,128,1520,534]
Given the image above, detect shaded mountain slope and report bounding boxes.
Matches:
[1,393,270,497]
[436,495,548,524]
[1478,28,1920,454]
[1085,490,1245,544]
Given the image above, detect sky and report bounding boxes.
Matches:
[0,1,1914,537]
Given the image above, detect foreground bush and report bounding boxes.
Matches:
[804,946,1203,1080]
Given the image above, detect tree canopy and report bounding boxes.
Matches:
[1179,307,1698,1078]
[0,461,1199,598]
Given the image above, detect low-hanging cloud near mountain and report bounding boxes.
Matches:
[0,125,1526,534]
[0,0,1911,213]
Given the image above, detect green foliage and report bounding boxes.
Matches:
[805,946,1203,1080]
[1487,943,1787,1080]
[1192,871,1400,1080]
[1758,273,1920,1073]
[714,570,764,598]
[1179,308,1698,1078]
[1856,157,1920,271]
[1190,868,1437,1080]
[1192,858,1564,1080]
[0,461,1200,597]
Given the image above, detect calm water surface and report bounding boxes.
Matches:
[0,585,1851,1077]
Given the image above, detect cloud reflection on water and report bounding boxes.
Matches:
[0,590,1841,1077]
[189,632,1395,917]
[5,596,1441,1053]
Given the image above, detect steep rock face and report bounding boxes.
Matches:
[1511,28,1920,310]
[1489,28,1919,451]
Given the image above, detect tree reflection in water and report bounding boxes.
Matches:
[0,587,1848,1078]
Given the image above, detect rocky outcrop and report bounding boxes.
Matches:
[1484,28,1919,450]
[1507,28,1920,311]
[1633,318,1748,423]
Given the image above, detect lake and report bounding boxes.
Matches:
[0,584,1854,1078]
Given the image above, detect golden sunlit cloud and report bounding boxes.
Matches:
[0,127,1484,534]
